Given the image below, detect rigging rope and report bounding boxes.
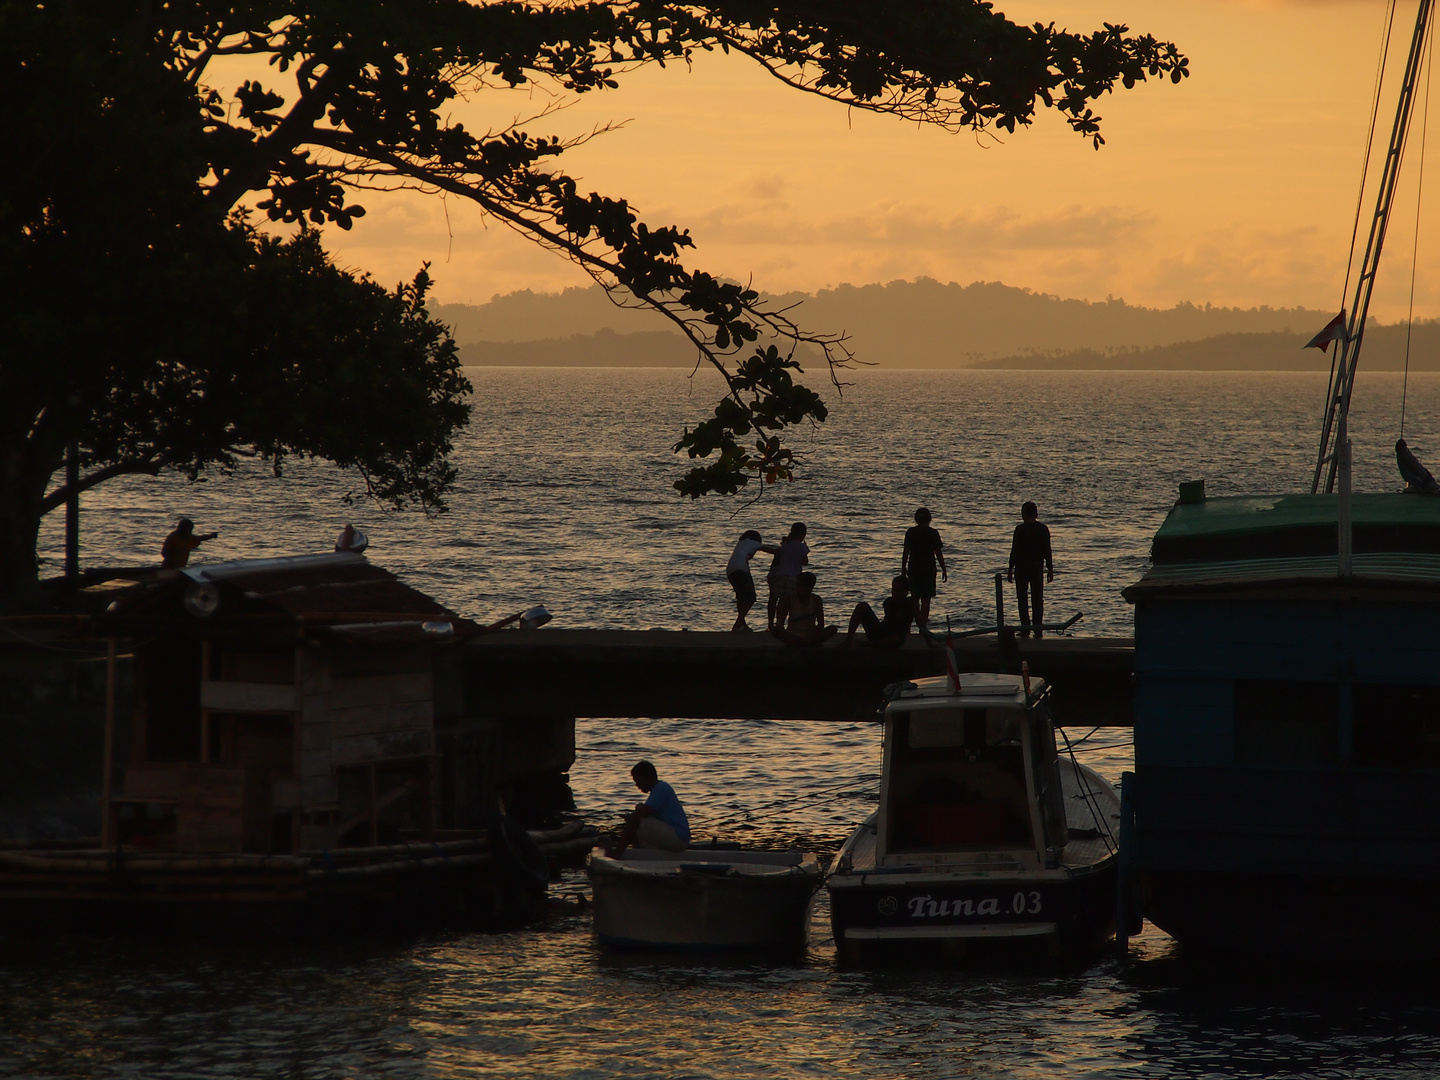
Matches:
[1347,0,1401,311]
[1402,13,1435,439]
[1328,0,1402,442]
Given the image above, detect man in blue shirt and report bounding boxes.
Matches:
[614,760,690,854]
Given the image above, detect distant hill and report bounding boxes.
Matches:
[457,327,826,367]
[976,324,1440,370]
[460,329,695,367]
[434,279,1340,367]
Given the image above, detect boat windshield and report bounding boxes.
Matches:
[884,707,1034,853]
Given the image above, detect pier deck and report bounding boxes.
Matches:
[455,631,1134,726]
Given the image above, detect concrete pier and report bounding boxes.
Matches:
[455,631,1134,727]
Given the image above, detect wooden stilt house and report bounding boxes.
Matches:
[105,553,477,855]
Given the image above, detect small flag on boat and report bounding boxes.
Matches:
[944,620,962,696]
[1304,312,1348,353]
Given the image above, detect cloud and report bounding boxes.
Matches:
[678,199,1154,253]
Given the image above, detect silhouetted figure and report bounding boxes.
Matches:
[844,576,918,649]
[1397,439,1440,495]
[902,507,947,629]
[161,518,217,569]
[610,759,690,856]
[1008,502,1054,638]
[767,522,809,630]
[772,571,837,646]
[335,523,369,553]
[726,530,779,632]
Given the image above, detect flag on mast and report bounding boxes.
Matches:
[944,620,962,696]
[1304,312,1348,353]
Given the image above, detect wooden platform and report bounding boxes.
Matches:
[450,631,1135,726]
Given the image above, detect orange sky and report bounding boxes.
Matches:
[310,0,1440,321]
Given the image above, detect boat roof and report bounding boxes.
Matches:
[888,674,1045,710]
[1149,493,1440,564]
[1128,492,1440,599]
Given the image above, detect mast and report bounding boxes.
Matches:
[1312,0,1436,500]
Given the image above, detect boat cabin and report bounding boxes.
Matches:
[1124,491,1440,955]
[877,675,1068,871]
[102,553,479,855]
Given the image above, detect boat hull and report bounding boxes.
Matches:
[1144,869,1440,964]
[828,858,1117,961]
[588,849,820,952]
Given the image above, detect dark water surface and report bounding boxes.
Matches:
[14,371,1440,1077]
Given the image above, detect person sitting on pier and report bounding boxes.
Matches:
[613,760,690,855]
[772,571,838,647]
[1007,501,1054,638]
[843,576,918,649]
[161,517,218,569]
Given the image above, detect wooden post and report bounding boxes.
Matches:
[64,443,79,588]
[199,640,211,764]
[101,638,116,846]
[994,573,1005,633]
[1115,770,1137,958]
[293,642,305,853]
[368,764,379,847]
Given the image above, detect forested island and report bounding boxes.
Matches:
[440,280,1435,371]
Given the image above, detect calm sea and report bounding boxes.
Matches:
[10,369,1440,1078]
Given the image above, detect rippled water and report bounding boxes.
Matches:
[40,369,1440,636]
[15,370,1440,1077]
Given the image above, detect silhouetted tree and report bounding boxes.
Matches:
[0,1,1186,600]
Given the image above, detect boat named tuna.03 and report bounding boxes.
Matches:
[828,673,1120,962]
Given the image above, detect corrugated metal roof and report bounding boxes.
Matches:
[114,554,478,638]
[1124,552,1440,600]
[1155,493,1440,540]
[1148,493,1440,564]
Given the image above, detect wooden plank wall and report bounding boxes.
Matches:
[299,646,434,814]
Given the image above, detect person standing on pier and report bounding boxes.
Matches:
[161,517,217,569]
[901,507,947,629]
[767,522,809,630]
[1008,501,1054,638]
[613,760,690,854]
[726,530,779,632]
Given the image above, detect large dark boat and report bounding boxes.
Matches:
[1124,493,1440,961]
[827,674,1120,961]
[1122,0,1440,963]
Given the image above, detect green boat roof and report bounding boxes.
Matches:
[1156,493,1440,540]
[1147,492,1440,566]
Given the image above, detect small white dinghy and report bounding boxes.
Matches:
[587,846,822,953]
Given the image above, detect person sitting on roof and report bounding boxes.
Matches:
[611,760,690,855]
[1397,439,1440,495]
[335,523,369,553]
[161,518,217,569]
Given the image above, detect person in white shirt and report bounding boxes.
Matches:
[726,530,779,632]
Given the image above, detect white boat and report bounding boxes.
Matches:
[587,846,822,952]
[827,673,1121,961]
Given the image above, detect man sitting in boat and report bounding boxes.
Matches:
[613,760,691,854]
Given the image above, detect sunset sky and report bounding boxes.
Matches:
[311,0,1440,322]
